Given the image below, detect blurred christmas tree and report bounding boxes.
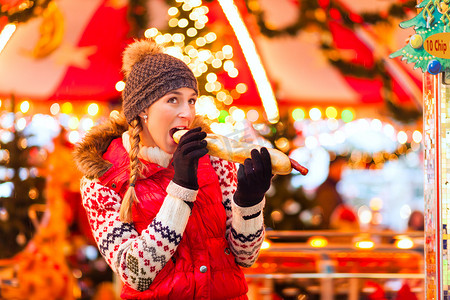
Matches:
[0,97,46,259]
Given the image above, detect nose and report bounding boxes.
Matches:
[178,102,194,121]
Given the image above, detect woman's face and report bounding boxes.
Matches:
[140,87,197,154]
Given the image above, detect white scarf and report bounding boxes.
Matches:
[122,131,173,168]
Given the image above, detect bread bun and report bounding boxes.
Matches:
[173,130,307,175]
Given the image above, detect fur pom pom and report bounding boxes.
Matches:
[122,39,164,79]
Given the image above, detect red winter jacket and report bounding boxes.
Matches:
[98,138,248,299]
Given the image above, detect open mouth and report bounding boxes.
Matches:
[169,127,187,139]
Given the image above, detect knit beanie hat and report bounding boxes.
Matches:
[121,39,198,124]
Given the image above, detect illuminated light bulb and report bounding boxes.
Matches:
[214,82,222,91]
[184,14,199,27]
[187,28,197,37]
[168,7,179,16]
[275,137,289,152]
[371,119,382,131]
[215,51,224,60]
[325,106,337,119]
[223,45,233,55]
[341,109,354,122]
[372,212,383,225]
[369,197,383,211]
[383,124,395,140]
[81,118,94,131]
[206,55,214,64]
[198,15,208,24]
[193,69,202,77]
[205,83,215,92]
[198,49,211,61]
[144,27,159,38]
[0,24,16,54]
[218,110,229,123]
[165,46,183,58]
[168,18,179,27]
[355,240,374,249]
[155,35,165,44]
[261,240,271,250]
[224,95,233,105]
[172,33,184,43]
[182,3,192,11]
[196,37,206,47]
[211,59,222,68]
[188,48,198,58]
[0,99,2,107]
[189,0,202,7]
[228,68,238,78]
[110,110,120,119]
[189,11,199,21]
[115,81,125,92]
[400,204,412,219]
[206,73,217,83]
[205,32,217,42]
[231,108,245,122]
[236,83,247,94]
[201,6,209,14]
[223,60,234,71]
[271,210,283,222]
[198,63,208,73]
[163,33,172,43]
[217,91,227,102]
[194,21,205,29]
[225,115,234,124]
[182,56,191,64]
[247,109,259,122]
[397,131,408,144]
[50,103,60,115]
[224,52,233,59]
[16,118,27,131]
[68,116,80,130]
[68,131,80,144]
[292,108,305,121]
[308,236,328,248]
[87,103,99,116]
[207,109,221,120]
[413,130,422,143]
[395,237,414,249]
[20,101,30,113]
[61,102,73,114]
[358,206,372,224]
[309,108,322,121]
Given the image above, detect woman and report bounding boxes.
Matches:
[74,39,272,299]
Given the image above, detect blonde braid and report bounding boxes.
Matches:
[119,119,144,222]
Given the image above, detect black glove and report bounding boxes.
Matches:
[172,127,208,190]
[233,147,272,208]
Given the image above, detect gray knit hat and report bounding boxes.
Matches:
[121,39,198,124]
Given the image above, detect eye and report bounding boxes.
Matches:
[188,98,197,105]
[167,97,177,104]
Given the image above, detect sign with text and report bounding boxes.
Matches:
[424,32,450,59]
